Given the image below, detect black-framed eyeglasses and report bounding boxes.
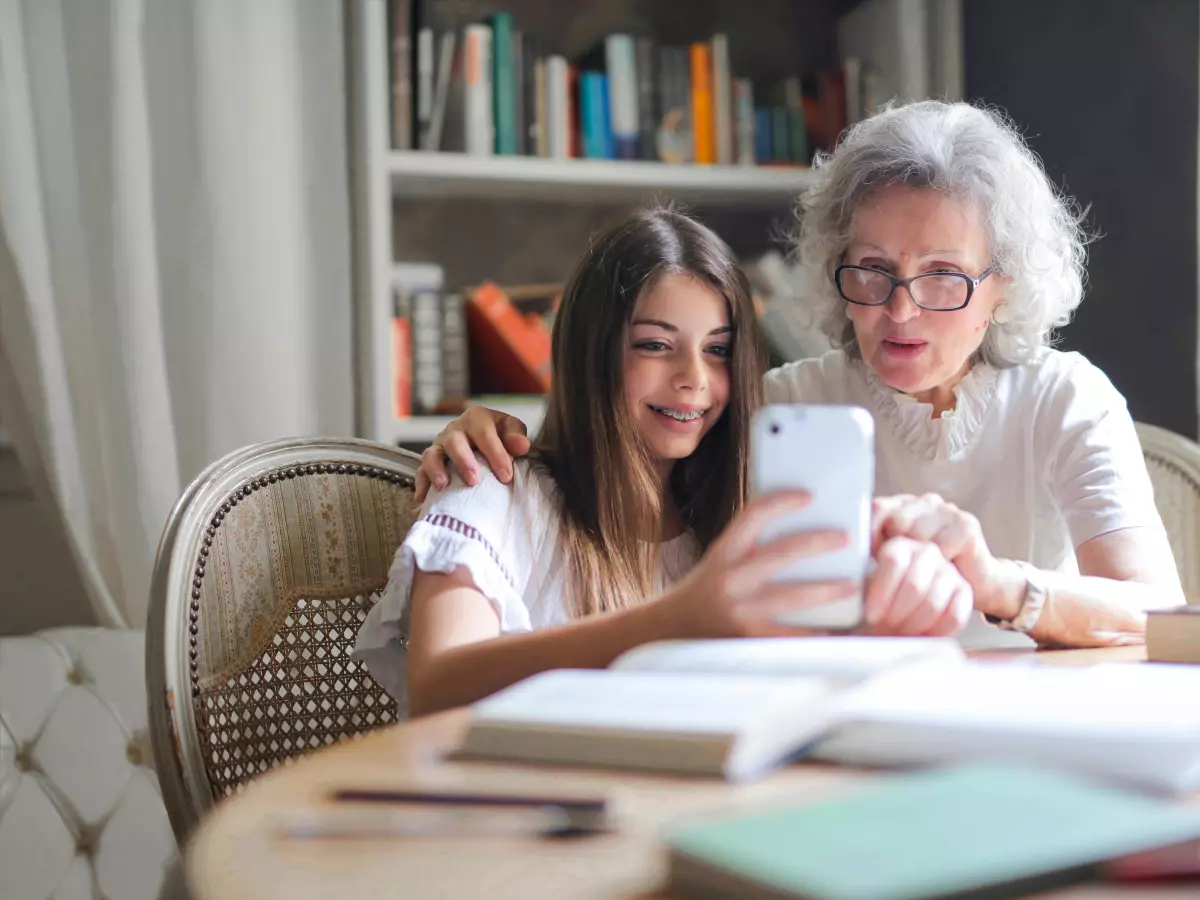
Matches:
[833,264,997,312]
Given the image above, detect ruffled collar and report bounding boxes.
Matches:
[858,359,1000,461]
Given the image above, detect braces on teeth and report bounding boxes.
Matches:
[651,406,704,422]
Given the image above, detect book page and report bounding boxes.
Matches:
[610,637,963,682]
[837,661,1200,736]
[472,669,830,734]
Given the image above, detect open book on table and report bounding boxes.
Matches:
[457,638,1200,791]
[454,637,963,782]
[812,660,1200,794]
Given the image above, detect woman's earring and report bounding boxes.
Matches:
[990,304,1010,326]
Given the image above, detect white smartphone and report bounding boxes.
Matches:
[749,404,875,631]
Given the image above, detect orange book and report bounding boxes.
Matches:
[467,282,552,394]
[689,43,714,164]
[391,315,412,418]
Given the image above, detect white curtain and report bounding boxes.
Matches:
[0,0,354,627]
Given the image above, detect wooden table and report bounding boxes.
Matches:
[186,646,1197,900]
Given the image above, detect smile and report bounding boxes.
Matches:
[650,405,707,422]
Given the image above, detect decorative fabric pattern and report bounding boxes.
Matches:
[185,462,418,803]
[195,473,418,688]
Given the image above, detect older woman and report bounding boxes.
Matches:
[415,100,1183,649]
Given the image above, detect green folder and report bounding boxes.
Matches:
[665,763,1200,900]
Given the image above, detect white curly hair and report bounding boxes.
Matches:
[794,100,1091,367]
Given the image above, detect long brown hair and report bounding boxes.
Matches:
[533,207,765,617]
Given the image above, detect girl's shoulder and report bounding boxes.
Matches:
[420,456,560,537]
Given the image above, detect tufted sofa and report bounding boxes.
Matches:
[0,628,176,900]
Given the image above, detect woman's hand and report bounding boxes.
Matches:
[416,407,531,501]
[872,493,1019,622]
[863,536,975,636]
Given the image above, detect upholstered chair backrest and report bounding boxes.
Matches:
[146,438,420,841]
[1136,422,1200,600]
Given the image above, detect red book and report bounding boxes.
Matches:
[466,282,551,394]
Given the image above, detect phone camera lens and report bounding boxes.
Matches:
[769,423,781,435]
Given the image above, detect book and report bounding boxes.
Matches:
[688,43,714,164]
[389,0,413,150]
[665,763,1200,900]
[710,33,733,165]
[814,660,1200,793]
[1147,604,1200,663]
[463,24,493,156]
[455,637,963,781]
[489,13,516,155]
[465,282,551,394]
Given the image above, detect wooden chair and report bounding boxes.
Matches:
[145,438,421,842]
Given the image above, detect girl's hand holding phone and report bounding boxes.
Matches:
[657,491,858,638]
[657,492,973,639]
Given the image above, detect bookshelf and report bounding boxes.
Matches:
[390,151,814,205]
[345,0,875,449]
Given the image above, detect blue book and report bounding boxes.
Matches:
[598,74,614,159]
[667,763,1200,900]
[580,72,608,159]
[755,108,773,163]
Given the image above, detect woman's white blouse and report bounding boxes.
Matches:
[765,348,1165,647]
[353,459,699,713]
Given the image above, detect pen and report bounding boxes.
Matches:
[329,787,608,812]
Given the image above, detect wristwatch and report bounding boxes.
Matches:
[985,560,1049,634]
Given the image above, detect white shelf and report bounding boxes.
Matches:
[392,399,546,445]
[389,152,815,206]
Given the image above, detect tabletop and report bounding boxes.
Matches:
[185,645,1199,900]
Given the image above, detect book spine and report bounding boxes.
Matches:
[534,56,548,157]
[771,105,789,163]
[511,28,525,155]
[689,43,713,164]
[843,56,862,126]
[522,34,539,156]
[606,34,639,161]
[710,33,732,165]
[784,76,808,163]
[567,63,581,158]
[490,13,516,155]
[391,289,412,419]
[754,107,772,163]
[426,31,456,150]
[390,0,413,150]
[656,46,691,163]
[546,55,569,158]
[599,74,614,158]
[580,72,606,159]
[634,37,657,160]
[416,25,434,147]
[440,292,470,403]
[464,25,493,156]
[410,290,443,414]
[734,78,755,166]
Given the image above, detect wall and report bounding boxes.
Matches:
[0,447,93,634]
[964,0,1199,437]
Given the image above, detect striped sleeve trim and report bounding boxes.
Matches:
[422,513,517,591]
